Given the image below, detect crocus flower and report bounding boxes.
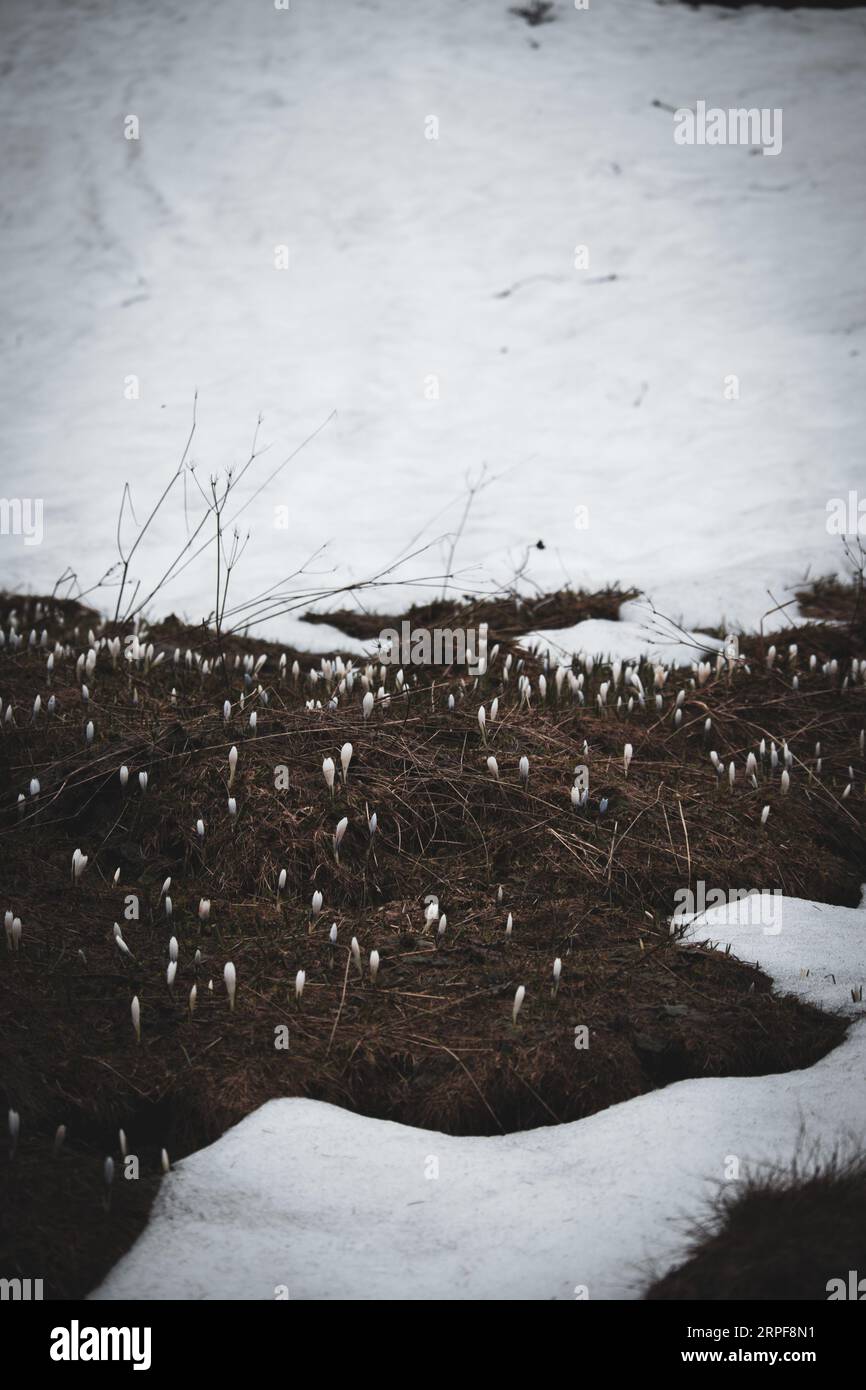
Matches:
[341,743,353,783]
[224,962,237,1010]
[512,985,525,1024]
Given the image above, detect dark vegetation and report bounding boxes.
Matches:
[646,1151,866,1300]
[0,575,864,1295]
[302,583,638,644]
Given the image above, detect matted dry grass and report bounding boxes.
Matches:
[1,584,864,1295]
[646,1150,866,1301]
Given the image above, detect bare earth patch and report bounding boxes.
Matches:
[0,583,864,1295]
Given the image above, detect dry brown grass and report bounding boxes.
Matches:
[0,585,864,1295]
[646,1149,866,1301]
[301,583,638,644]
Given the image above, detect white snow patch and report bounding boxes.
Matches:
[1,0,864,648]
[683,895,866,1014]
[93,896,865,1301]
[526,600,724,667]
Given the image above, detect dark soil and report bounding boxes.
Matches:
[301,584,639,647]
[0,581,864,1296]
[646,1152,866,1301]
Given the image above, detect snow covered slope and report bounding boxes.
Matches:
[93,897,866,1301]
[1,0,865,651]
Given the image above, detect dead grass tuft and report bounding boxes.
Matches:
[0,579,864,1294]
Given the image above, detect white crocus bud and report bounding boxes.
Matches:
[478,706,486,739]
[518,755,529,786]
[362,691,374,720]
[228,745,238,787]
[761,805,770,826]
[167,960,177,989]
[198,898,211,924]
[119,765,129,788]
[329,923,338,945]
[72,848,88,882]
[487,755,500,780]
[623,744,633,776]
[323,757,336,796]
[139,770,148,793]
[369,949,380,983]
[334,816,348,861]
[351,936,362,974]
[552,958,562,995]
[169,936,178,962]
[189,984,197,1013]
[224,962,237,1010]
[781,769,790,795]
[506,912,513,937]
[277,868,287,895]
[295,969,306,1001]
[512,985,526,1025]
[113,924,134,960]
[131,995,141,1042]
[8,1109,20,1159]
[341,743,353,783]
[312,890,323,919]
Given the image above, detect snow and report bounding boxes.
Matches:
[2,0,865,655]
[684,894,866,1015]
[93,896,866,1300]
[527,599,724,665]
